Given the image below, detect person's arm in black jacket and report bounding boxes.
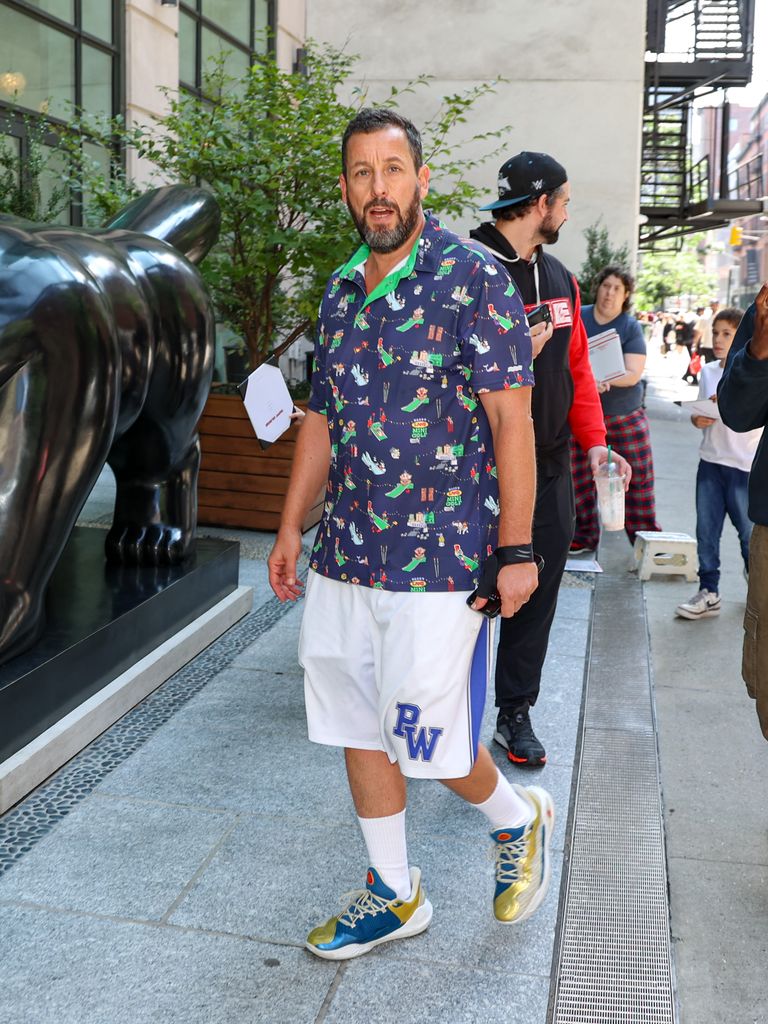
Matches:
[718,286,768,432]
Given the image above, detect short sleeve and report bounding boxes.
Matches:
[308,296,330,416]
[457,257,534,393]
[622,316,647,356]
[696,362,718,402]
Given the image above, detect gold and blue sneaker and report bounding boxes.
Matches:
[306,866,433,960]
[491,784,554,924]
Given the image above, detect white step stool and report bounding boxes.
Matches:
[633,531,698,582]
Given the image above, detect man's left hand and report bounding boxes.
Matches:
[496,562,539,617]
[587,445,632,490]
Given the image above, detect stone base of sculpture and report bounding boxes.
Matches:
[0,527,241,765]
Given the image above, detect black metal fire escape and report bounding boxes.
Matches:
[641,0,760,249]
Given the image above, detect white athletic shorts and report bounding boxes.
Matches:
[298,571,493,780]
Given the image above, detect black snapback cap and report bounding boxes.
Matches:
[480,151,568,211]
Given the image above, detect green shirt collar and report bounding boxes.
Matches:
[338,234,420,305]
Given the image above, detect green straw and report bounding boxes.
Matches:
[607,444,612,466]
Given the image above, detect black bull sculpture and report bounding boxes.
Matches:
[0,185,220,664]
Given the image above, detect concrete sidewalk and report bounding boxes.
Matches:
[642,349,768,1024]
[0,500,590,1023]
[0,346,766,1023]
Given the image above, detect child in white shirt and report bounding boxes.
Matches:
[676,309,763,620]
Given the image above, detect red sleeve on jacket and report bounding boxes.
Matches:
[567,277,607,453]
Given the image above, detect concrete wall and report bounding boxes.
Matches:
[124,0,179,185]
[275,0,306,71]
[306,0,645,273]
[123,2,306,185]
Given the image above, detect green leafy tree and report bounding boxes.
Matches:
[577,220,631,305]
[635,241,716,310]
[125,47,508,371]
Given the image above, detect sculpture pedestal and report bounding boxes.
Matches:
[0,528,251,812]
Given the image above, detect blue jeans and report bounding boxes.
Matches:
[696,459,752,592]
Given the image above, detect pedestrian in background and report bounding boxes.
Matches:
[469,154,631,767]
[675,308,761,621]
[571,266,662,552]
[717,283,768,740]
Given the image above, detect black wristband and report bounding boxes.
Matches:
[494,544,535,566]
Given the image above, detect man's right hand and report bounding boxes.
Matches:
[530,320,554,358]
[751,281,768,360]
[268,526,304,602]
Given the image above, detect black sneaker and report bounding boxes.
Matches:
[493,707,546,766]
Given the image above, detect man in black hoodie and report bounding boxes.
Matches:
[718,283,768,741]
[470,152,631,766]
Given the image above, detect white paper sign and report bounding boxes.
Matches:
[679,398,722,421]
[588,328,626,383]
[237,362,294,448]
[564,557,603,574]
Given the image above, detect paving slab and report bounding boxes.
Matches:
[166,793,564,967]
[0,794,236,920]
[169,817,368,941]
[0,904,334,1024]
[643,372,768,1024]
[323,957,549,1024]
[97,711,356,822]
[654,649,768,865]
[667,856,768,1024]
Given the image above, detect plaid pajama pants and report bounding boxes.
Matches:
[570,407,662,548]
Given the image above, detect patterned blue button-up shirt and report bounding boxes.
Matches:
[308,215,534,592]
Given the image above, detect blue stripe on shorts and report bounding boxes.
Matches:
[468,618,490,763]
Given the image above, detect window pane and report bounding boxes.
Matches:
[0,9,75,118]
[38,144,70,224]
[254,0,268,53]
[81,140,111,225]
[0,134,22,196]
[81,44,113,117]
[201,29,249,95]
[201,0,250,44]
[179,10,197,86]
[23,0,74,23]
[81,0,113,42]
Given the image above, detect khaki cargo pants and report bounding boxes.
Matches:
[744,524,768,740]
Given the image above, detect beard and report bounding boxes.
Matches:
[348,185,422,253]
[540,211,565,245]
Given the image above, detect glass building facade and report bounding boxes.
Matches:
[0,0,275,222]
[179,1,271,94]
[0,1,121,121]
[0,0,123,222]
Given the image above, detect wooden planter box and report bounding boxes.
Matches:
[197,393,324,533]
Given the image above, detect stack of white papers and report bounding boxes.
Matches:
[587,328,625,383]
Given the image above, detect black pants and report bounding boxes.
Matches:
[494,471,575,712]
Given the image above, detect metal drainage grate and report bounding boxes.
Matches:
[551,571,677,1023]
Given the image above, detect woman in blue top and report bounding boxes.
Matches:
[570,266,662,551]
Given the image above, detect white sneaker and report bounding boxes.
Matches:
[675,588,721,620]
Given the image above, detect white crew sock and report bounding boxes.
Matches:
[472,769,533,831]
[357,809,411,900]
